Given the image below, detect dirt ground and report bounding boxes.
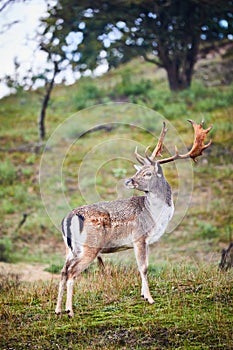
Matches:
[0,262,60,282]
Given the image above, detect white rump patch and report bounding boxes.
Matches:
[70,215,87,250]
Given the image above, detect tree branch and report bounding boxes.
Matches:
[0,20,19,34]
[0,142,44,153]
[142,53,164,68]
[0,0,15,12]
[38,61,59,140]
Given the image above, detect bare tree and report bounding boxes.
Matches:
[38,61,59,140]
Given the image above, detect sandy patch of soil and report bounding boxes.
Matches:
[0,262,60,282]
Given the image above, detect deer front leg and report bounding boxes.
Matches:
[134,239,155,304]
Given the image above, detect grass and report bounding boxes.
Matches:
[0,263,232,349]
[0,160,17,185]
[0,45,233,348]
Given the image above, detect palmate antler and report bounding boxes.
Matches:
[135,122,168,165]
[135,120,212,165]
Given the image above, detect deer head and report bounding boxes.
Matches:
[125,162,164,192]
[125,120,212,192]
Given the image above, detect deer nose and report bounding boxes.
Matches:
[125,178,134,187]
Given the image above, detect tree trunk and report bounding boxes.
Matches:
[166,60,193,91]
[38,62,59,140]
[165,36,200,92]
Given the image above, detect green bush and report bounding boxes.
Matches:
[73,79,103,110]
[0,238,13,262]
[112,168,127,178]
[163,101,188,119]
[25,154,36,165]
[112,71,152,97]
[14,186,28,204]
[179,82,233,113]
[147,88,171,110]
[1,199,15,214]
[45,263,63,274]
[0,161,17,185]
[196,221,218,239]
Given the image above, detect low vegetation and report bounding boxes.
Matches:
[0,263,233,349]
[0,48,232,348]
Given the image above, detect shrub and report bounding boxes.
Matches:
[112,168,127,178]
[196,221,218,239]
[0,238,13,262]
[45,263,63,274]
[112,71,152,97]
[163,101,188,119]
[73,79,103,110]
[0,161,17,185]
[1,199,15,214]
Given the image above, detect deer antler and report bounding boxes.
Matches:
[158,119,212,164]
[135,122,168,165]
[135,120,212,165]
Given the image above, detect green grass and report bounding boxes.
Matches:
[0,160,17,185]
[0,263,232,349]
[0,237,13,262]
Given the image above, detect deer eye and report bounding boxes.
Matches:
[144,171,152,177]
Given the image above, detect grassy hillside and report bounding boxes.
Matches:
[0,47,233,348]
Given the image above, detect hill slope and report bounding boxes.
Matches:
[0,45,233,350]
[0,46,232,265]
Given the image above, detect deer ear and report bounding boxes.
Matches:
[134,164,142,171]
[154,163,162,177]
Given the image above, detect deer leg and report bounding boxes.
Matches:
[55,262,69,315]
[65,278,75,317]
[65,247,99,317]
[97,255,105,271]
[134,239,154,304]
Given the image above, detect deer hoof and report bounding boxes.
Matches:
[55,307,62,315]
[142,296,155,304]
[66,309,74,318]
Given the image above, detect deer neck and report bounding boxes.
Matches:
[144,180,173,214]
[143,181,174,245]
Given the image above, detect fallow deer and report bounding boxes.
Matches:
[55,120,212,317]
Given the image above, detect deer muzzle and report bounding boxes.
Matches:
[125,178,136,189]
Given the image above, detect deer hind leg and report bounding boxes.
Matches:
[55,260,70,315]
[65,247,99,317]
[134,239,155,304]
[97,255,105,271]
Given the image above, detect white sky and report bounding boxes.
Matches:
[0,0,50,98]
[0,0,108,99]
